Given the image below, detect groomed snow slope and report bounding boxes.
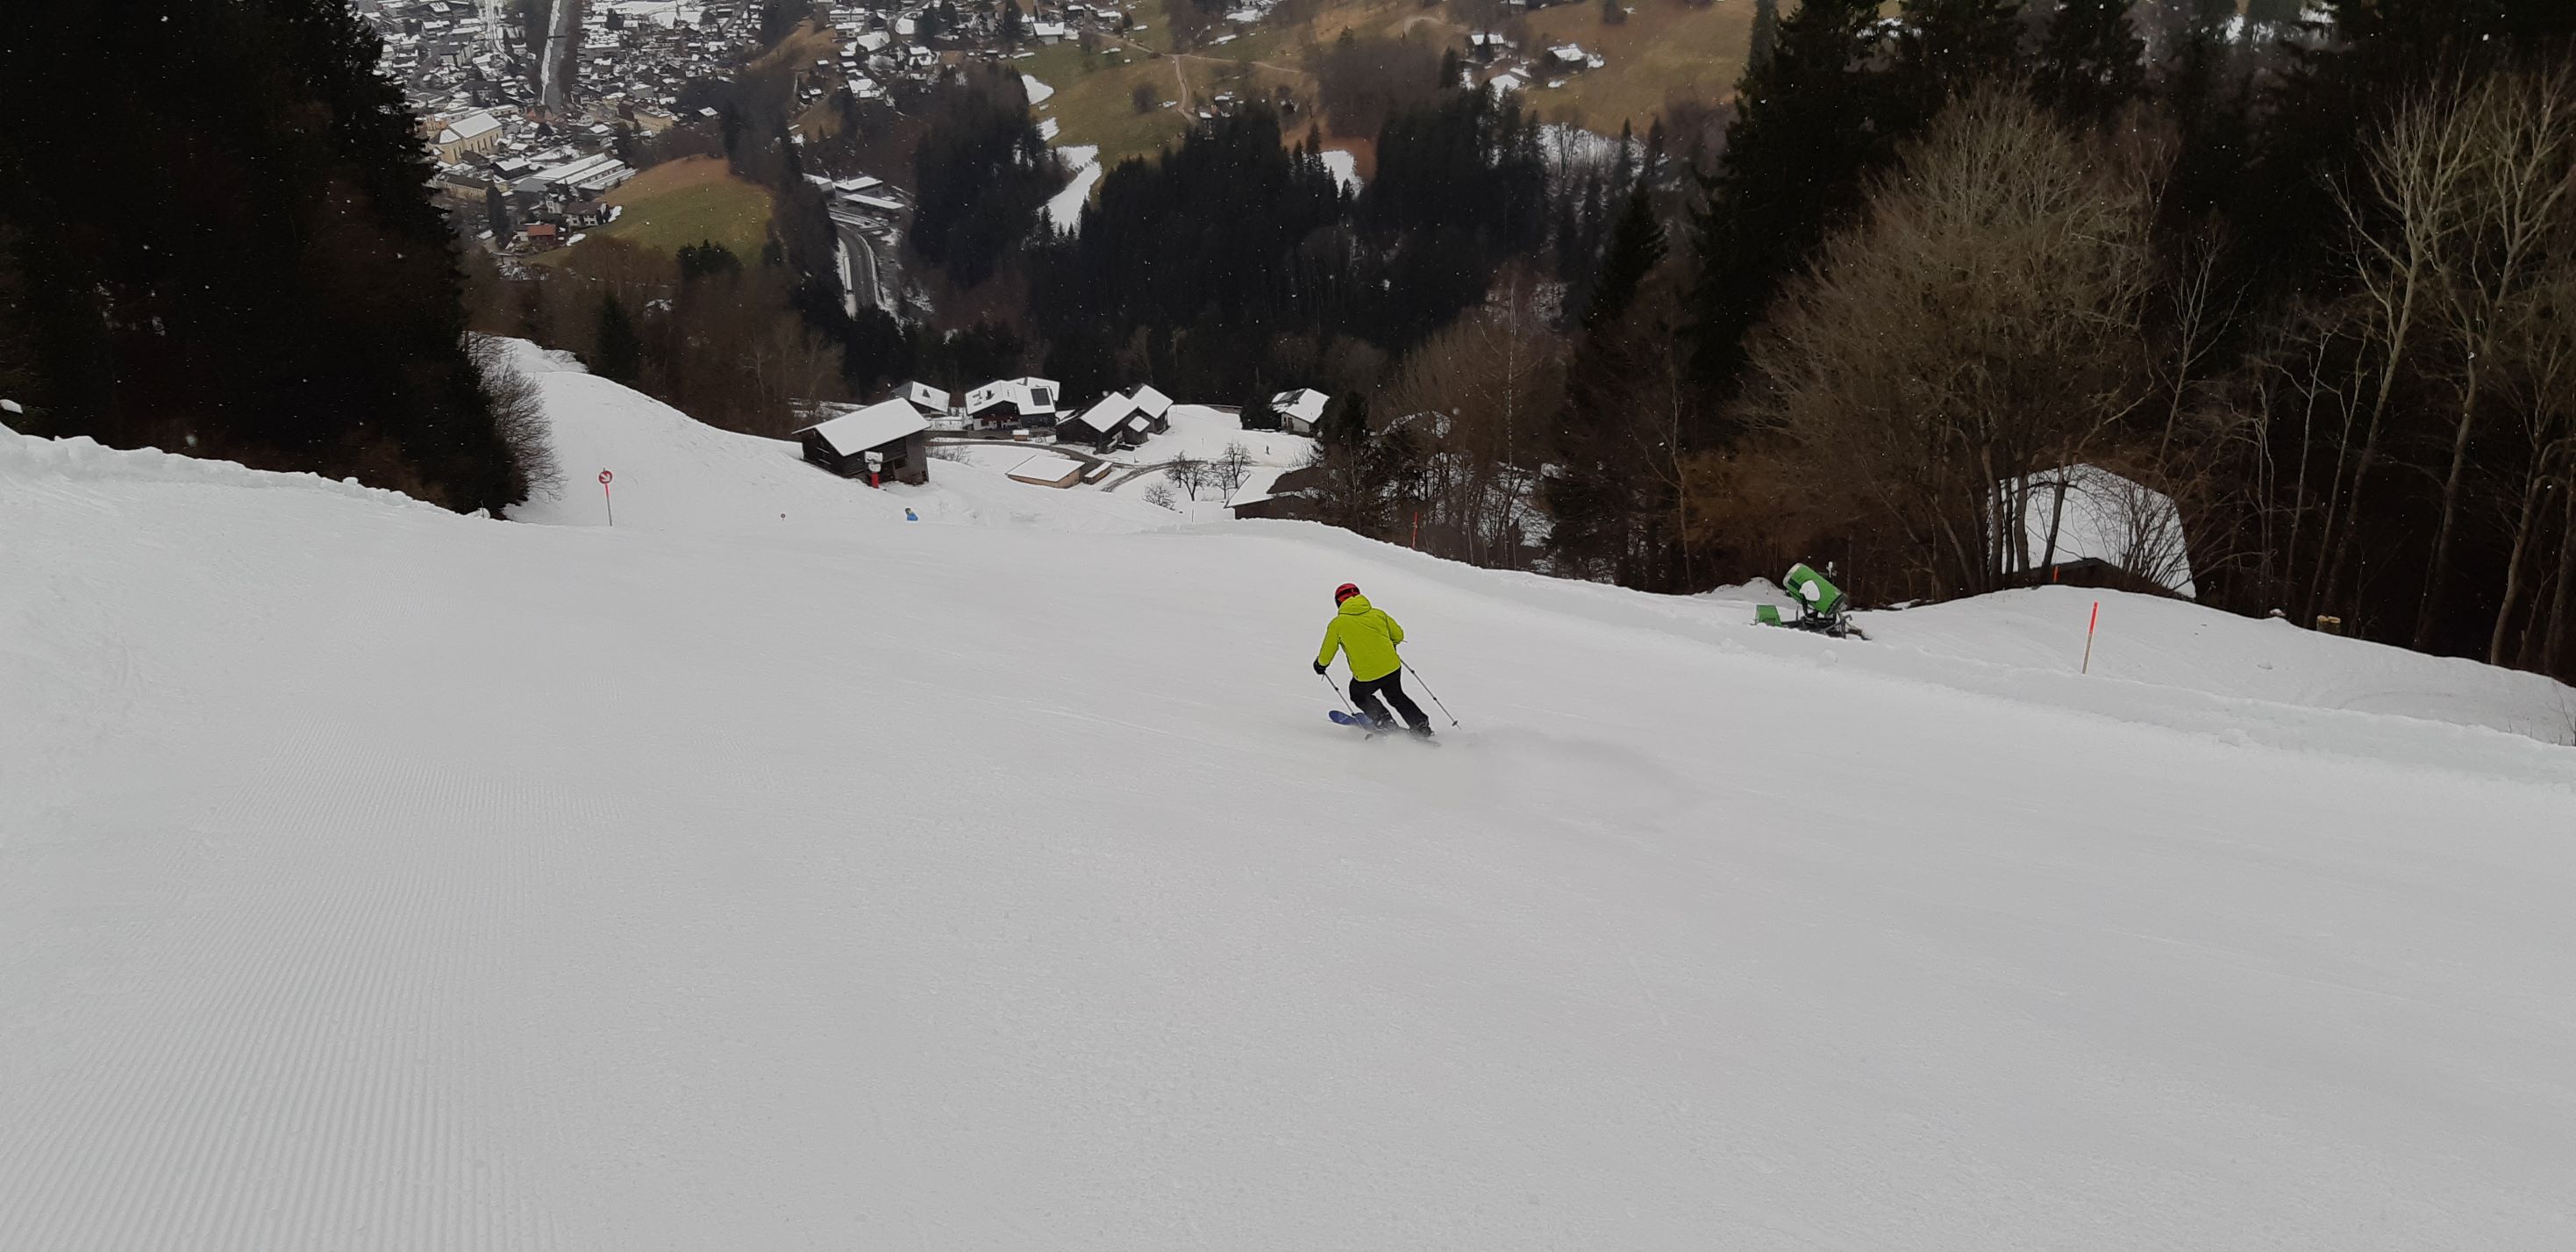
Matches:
[6,415,2576,1250]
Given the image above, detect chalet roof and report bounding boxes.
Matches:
[1128,383,1173,419]
[1270,388,1329,425]
[1066,392,1137,433]
[898,381,950,412]
[796,398,931,456]
[967,376,1061,416]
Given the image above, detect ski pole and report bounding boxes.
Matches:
[1402,660,1459,726]
[1318,669,1363,721]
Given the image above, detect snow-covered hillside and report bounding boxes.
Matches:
[501,340,1173,534]
[5,371,2575,1250]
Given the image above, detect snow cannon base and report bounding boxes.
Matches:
[1755,564,1867,640]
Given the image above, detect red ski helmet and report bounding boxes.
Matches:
[1333,583,1361,605]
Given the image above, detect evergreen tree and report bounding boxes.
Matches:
[2032,0,2144,127]
[678,240,744,283]
[1358,89,1550,348]
[1582,184,1665,331]
[594,292,644,384]
[909,68,1052,289]
[1042,328,1117,405]
[1321,391,1370,449]
[485,182,512,235]
[1550,184,1673,586]
[1687,0,1887,391]
[1747,0,1780,74]
[0,0,527,511]
[1892,0,2025,124]
[998,0,1023,45]
[1027,105,1345,393]
[2156,0,2248,229]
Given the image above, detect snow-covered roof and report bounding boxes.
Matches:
[1128,383,1173,419]
[899,381,949,413]
[1004,454,1083,486]
[2011,465,2197,598]
[439,108,502,144]
[1270,389,1329,425]
[796,398,931,456]
[1067,392,1138,432]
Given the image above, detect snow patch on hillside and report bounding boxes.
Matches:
[1321,148,1361,192]
[1046,144,1102,230]
[494,337,1172,534]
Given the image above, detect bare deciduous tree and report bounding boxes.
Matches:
[2414,66,2576,648]
[2488,244,2576,664]
[2316,73,2483,625]
[1373,274,1564,568]
[1738,84,2159,597]
[1210,440,1254,504]
[469,334,563,509]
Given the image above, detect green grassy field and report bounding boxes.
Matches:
[1512,0,1751,134]
[1017,0,1750,211]
[1021,0,1335,169]
[573,155,774,261]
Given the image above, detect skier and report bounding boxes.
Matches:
[1314,583,1432,737]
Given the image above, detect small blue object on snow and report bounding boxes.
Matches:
[904,508,917,521]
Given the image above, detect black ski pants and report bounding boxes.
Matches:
[1349,671,1427,730]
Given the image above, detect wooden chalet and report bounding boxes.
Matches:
[794,398,931,484]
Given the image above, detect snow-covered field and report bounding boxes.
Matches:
[5,363,2575,1250]
[1094,403,1313,469]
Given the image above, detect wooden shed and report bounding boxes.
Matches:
[1005,454,1085,489]
[794,399,932,484]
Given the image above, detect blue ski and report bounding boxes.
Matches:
[1328,710,1438,744]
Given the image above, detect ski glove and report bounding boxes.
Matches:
[1313,661,1330,675]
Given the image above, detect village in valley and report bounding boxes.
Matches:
[791,379,1329,517]
[354,0,1451,517]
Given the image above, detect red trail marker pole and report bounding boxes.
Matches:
[2082,599,2100,674]
[599,469,615,526]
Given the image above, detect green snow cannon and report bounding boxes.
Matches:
[1756,563,1861,639]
